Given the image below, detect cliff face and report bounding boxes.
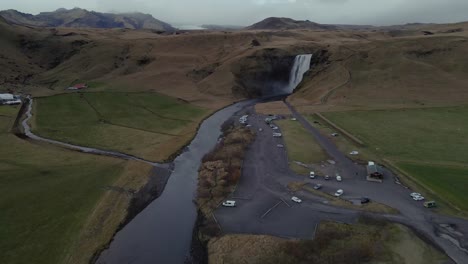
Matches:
[0,8,175,31]
[231,47,329,98]
[231,48,295,97]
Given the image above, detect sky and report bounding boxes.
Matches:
[0,0,467,26]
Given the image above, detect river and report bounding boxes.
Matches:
[96,99,257,264]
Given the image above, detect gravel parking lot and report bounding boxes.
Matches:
[214,102,468,263]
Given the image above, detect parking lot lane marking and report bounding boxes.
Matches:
[261,200,283,219]
[280,197,291,208]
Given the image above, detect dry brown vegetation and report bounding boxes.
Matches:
[197,126,255,218]
[208,217,447,264]
[196,125,255,244]
[2,17,468,112]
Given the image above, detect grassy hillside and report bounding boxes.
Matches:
[32,92,209,161]
[290,29,468,112]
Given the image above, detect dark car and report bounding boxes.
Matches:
[361,197,370,204]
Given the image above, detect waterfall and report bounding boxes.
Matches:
[286,54,312,93]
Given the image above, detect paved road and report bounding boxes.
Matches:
[215,102,468,264]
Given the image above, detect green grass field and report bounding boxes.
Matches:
[322,106,468,214]
[0,105,127,264]
[0,105,20,133]
[276,119,329,174]
[397,163,468,212]
[323,106,468,163]
[33,92,209,161]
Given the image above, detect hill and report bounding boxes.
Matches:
[247,17,336,30]
[0,8,175,31]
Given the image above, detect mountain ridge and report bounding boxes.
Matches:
[247,17,337,30]
[0,8,175,31]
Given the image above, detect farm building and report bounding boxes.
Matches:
[0,93,21,105]
[67,83,88,90]
[367,161,384,182]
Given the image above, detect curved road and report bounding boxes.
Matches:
[21,98,168,168]
[215,102,468,264]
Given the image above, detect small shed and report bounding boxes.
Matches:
[67,83,88,90]
[367,161,383,182]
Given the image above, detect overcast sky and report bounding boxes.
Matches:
[1,0,467,26]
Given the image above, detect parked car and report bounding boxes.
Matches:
[334,189,344,197]
[291,118,297,121]
[309,171,315,179]
[424,201,436,208]
[313,184,322,190]
[410,192,422,198]
[325,175,330,180]
[291,196,302,203]
[273,133,282,137]
[259,128,263,132]
[413,195,425,201]
[277,144,284,148]
[336,175,342,182]
[349,151,359,155]
[222,200,236,207]
[361,197,370,204]
[331,133,339,137]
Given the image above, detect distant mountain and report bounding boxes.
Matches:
[0,8,175,31]
[247,17,336,30]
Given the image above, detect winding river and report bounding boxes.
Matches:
[94,99,257,263]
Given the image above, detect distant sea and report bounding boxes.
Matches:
[176,25,206,30]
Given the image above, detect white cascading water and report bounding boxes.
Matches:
[286,54,313,94]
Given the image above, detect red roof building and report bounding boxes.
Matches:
[73,83,87,89]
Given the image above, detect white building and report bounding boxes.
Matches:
[0,93,21,105]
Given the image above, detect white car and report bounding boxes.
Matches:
[291,196,302,203]
[291,118,297,121]
[331,133,339,137]
[273,133,282,137]
[277,144,284,148]
[309,171,315,179]
[222,200,236,207]
[413,195,425,201]
[336,175,342,182]
[410,192,422,198]
[349,151,359,155]
[334,189,344,197]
